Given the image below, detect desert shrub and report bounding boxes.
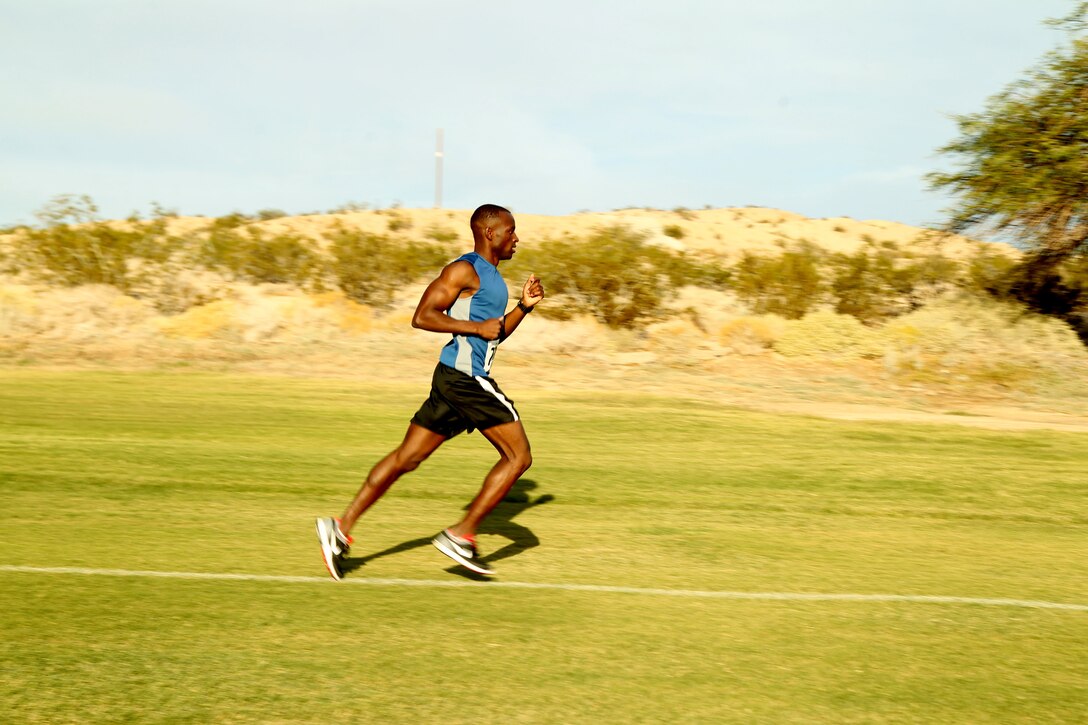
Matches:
[965,245,1019,297]
[425,225,460,244]
[889,294,1085,360]
[327,226,446,306]
[718,316,782,354]
[822,241,961,322]
[774,310,884,359]
[256,208,287,221]
[157,299,239,339]
[196,227,323,287]
[645,317,710,359]
[327,201,370,214]
[652,250,731,290]
[829,242,963,324]
[731,242,826,319]
[879,295,1087,386]
[937,244,1087,345]
[386,213,412,232]
[16,195,172,290]
[508,225,681,328]
[149,202,178,219]
[662,224,686,240]
[509,226,727,328]
[209,212,252,230]
[242,232,323,285]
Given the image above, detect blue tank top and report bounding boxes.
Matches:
[438,252,509,377]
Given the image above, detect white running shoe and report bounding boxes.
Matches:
[315,517,344,581]
[432,529,494,576]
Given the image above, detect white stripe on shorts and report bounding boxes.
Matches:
[474,376,519,422]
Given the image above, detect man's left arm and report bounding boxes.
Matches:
[501,273,544,340]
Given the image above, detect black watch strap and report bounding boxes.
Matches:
[517,301,534,314]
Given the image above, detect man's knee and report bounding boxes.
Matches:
[513,448,532,475]
[394,447,429,473]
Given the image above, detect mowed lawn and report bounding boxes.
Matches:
[1,369,1086,723]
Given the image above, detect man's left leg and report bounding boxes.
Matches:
[432,420,532,574]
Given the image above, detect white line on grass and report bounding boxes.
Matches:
[3,564,1086,612]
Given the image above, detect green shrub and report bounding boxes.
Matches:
[195,227,322,287]
[966,246,1018,297]
[327,227,446,305]
[425,225,460,244]
[327,201,370,214]
[386,214,412,232]
[829,242,963,324]
[241,232,322,285]
[731,242,826,319]
[507,225,691,328]
[209,212,253,231]
[16,195,171,290]
[662,224,686,240]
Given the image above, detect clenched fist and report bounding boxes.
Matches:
[475,318,504,340]
[521,273,545,308]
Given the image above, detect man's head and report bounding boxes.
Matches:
[470,204,518,261]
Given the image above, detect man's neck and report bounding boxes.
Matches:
[473,244,500,266]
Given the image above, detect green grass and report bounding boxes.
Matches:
[1,370,1087,723]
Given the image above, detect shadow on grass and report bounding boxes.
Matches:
[340,478,554,578]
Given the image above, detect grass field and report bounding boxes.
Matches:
[2,370,1087,723]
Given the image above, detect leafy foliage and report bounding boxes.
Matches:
[16,195,171,290]
[928,34,1088,259]
[830,241,959,323]
[508,225,723,328]
[662,224,686,239]
[731,242,827,319]
[195,225,323,287]
[928,10,1088,340]
[327,226,447,306]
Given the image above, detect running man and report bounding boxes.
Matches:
[315,204,544,579]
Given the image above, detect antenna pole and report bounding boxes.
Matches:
[434,128,444,209]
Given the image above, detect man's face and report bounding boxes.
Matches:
[493,212,519,260]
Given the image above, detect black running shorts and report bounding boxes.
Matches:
[410,363,520,438]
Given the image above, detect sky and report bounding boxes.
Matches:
[0,0,1079,228]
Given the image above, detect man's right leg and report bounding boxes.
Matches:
[341,423,447,534]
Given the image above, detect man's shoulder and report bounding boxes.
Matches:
[443,256,479,274]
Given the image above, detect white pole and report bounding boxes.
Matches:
[434,128,444,209]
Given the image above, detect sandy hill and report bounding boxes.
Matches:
[6,205,1082,432]
[161,206,1008,260]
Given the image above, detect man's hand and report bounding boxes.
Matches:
[521,273,545,308]
[475,318,504,340]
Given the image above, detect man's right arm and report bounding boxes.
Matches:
[411,261,502,340]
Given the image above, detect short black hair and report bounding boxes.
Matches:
[470,204,511,237]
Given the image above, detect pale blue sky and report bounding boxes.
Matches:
[0,0,1077,227]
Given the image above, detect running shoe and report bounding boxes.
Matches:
[315,517,347,581]
[332,518,353,558]
[431,529,494,576]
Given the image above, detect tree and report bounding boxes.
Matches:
[929,17,1088,258]
[928,4,1088,337]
